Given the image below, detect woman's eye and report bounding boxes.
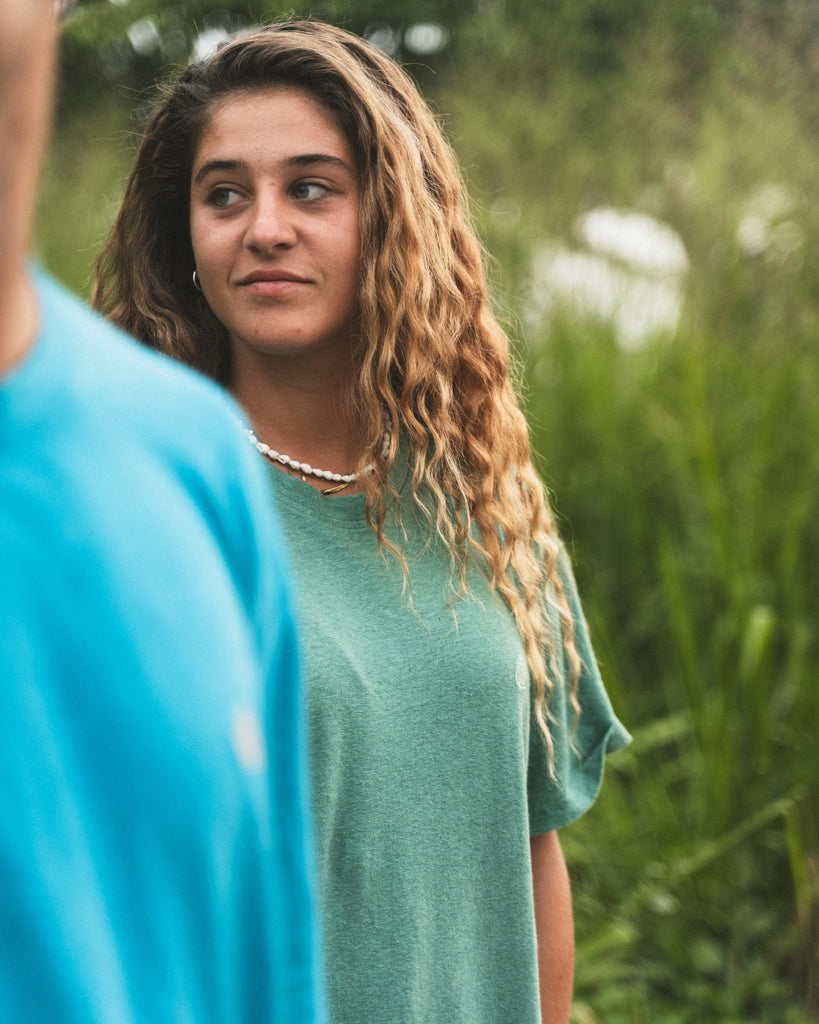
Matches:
[209,187,242,208]
[292,182,329,201]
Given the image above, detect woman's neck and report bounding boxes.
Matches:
[229,350,365,484]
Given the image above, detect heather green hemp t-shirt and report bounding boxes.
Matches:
[267,455,630,1024]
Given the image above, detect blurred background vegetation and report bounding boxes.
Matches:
[40,1,818,1020]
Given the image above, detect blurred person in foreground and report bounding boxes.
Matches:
[94,21,630,1024]
[0,3,324,1022]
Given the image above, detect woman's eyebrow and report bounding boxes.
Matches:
[193,153,355,186]
[288,153,355,173]
[193,159,247,185]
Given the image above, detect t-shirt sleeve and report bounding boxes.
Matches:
[527,546,630,835]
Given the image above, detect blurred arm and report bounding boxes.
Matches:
[530,829,575,1024]
[0,1,58,372]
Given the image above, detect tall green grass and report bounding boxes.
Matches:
[36,96,134,296]
[518,304,818,1021]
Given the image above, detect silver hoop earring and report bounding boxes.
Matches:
[192,270,202,292]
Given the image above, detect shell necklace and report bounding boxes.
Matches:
[243,423,391,496]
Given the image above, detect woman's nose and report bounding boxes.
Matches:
[244,193,297,251]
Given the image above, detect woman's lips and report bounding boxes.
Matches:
[238,270,309,297]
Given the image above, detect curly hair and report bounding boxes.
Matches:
[93,19,581,768]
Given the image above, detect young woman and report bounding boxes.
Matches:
[94,21,630,1024]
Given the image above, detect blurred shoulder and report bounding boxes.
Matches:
[34,270,246,456]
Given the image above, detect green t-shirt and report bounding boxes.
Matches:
[267,461,630,1024]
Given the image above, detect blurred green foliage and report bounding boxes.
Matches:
[40,1,819,1020]
[58,0,469,100]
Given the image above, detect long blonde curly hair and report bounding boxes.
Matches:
[93,19,581,767]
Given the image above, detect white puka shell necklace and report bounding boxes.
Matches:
[242,423,391,496]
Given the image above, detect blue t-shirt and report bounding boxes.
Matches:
[0,272,324,1023]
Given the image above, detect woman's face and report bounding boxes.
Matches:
[189,86,361,372]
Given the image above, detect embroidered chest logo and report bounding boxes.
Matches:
[230,705,268,775]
